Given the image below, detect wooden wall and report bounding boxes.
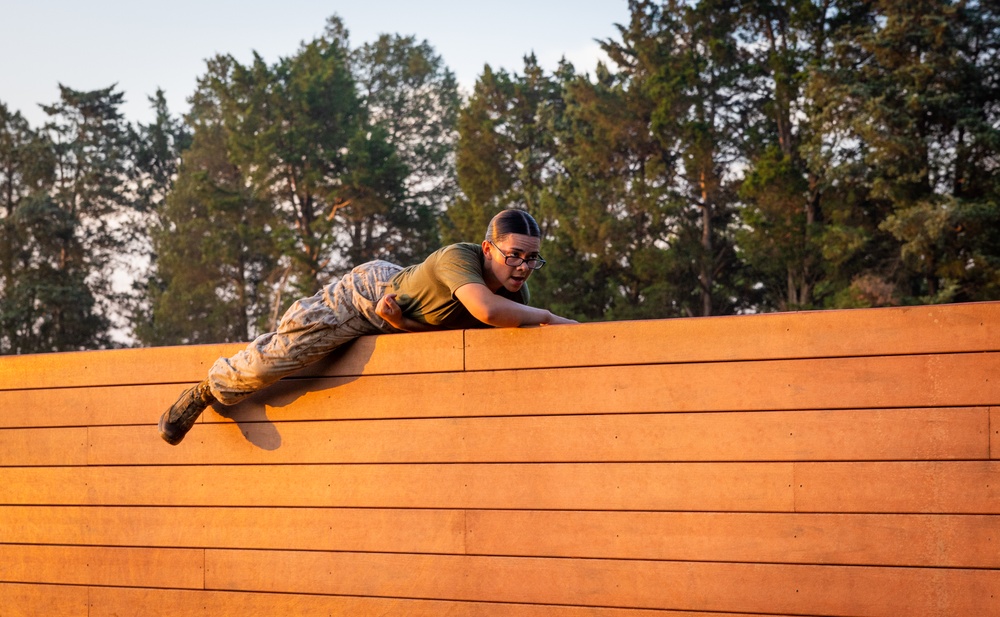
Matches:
[1,302,998,616]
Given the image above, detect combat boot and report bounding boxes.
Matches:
[158,380,216,445]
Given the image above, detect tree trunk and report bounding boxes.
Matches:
[699,168,713,316]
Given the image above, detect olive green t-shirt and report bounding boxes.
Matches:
[389,243,529,329]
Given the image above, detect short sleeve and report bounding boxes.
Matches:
[433,245,487,295]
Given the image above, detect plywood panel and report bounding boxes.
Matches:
[467,302,1000,370]
[0,583,88,617]
[0,463,795,511]
[0,329,464,390]
[0,506,464,554]
[89,408,991,466]
[206,549,1000,616]
[0,427,88,466]
[0,545,204,588]
[795,461,1000,513]
[465,510,1000,568]
[88,587,789,617]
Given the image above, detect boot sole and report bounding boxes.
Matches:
[158,413,186,445]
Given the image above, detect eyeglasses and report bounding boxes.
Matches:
[489,240,547,270]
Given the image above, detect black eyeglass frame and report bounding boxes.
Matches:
[488,240,547,270]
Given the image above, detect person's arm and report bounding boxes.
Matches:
[454,283,577,327]
[375,293,442,333]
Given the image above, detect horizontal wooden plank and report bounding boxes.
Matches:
[0,583,88,617]
[88,408,991,466]
[465,510,1000,568]
[0,506,464,554]
[0,463,794,511]
[0,383,180,429]
[467,302,1000,370]
[88,587,788,617]
[0,427,88,466]
[123,352,1000,429]
[7,302,996,390]
[795,461,1000,513]
[6,462,997,514]
[4,505,996,569]
[3,351,994,430]
[2,305,996,617]
[0,545,204,588]
[256,352,1000,417]
[452,352,998,413]
[0,343,238,390]
[0,330,464,390]
[206,549,1000,616]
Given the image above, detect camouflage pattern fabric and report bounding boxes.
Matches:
[207,260,403,405]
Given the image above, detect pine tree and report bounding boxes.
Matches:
[140,118,277,345]
[735,0,871,310]
[145,16,449,342]
[446,56,564,242]
[446,58,594,316]
[0,102,58,354]
[353,33,461,260]
[597,0,753,317]
[807,0,1000,305]
[0,85,136,352]
[550,56,675,320]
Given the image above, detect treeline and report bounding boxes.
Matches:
[2,1,999,354]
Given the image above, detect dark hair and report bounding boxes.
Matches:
[485,209,541,241]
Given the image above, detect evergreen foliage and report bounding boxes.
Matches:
[1,85,135,353]
[140,16,459,341]
[1,4,998,353]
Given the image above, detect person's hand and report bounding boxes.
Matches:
[376,293,405,328]
[542,313,578,326]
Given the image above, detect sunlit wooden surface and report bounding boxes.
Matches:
[1,302,998,616]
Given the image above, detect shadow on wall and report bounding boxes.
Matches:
[209,342,371,451]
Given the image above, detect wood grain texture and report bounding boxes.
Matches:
[88,587,795,617]
[0,427,88,466]
[0,383,192,428]
[279,352,999,415]
[0,545,204,588]
[205,549,1000,616]
[4,506,997,568]
[466,302,1000,370]
[87,407,991,466]
[794,461,1000,513]
[0,463,795,511]
[3,351,995,429]
[7,461,996,513]
[0,506,464,554]
[0,344,238,390]
[0,329,463,390]
[0,583,88,617]
[464,510,1000,568]
[67,351,997,429]
[2,302,999,617]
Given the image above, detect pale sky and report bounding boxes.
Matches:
[2,0,632,128]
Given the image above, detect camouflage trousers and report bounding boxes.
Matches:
[207,260,403,405]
